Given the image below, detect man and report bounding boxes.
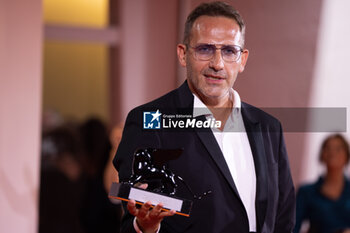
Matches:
[113,2,295,233]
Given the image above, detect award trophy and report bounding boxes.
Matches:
[109,148,210,217]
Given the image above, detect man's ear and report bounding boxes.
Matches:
[177,44,187,67]
[239,49,249,73]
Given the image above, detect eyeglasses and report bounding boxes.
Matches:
[188,44,243,62]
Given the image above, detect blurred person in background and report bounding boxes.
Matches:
[294,134,350,233]
[41,108,64,133]
[39,124,86,233]
[79,118,122,233]
[104,123,124,193]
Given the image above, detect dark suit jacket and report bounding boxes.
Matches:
[113,81,295,233]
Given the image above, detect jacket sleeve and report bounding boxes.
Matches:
[113,108,161,233]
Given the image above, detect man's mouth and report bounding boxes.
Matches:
[204,74,225,80]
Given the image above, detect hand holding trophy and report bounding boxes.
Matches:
[109,148,212,232]
[109,148,194,215]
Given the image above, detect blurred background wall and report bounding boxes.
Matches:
[302,0,350,183]
[0,0,42,232]
[1,0,350,232]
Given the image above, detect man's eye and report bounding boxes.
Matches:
[196,45,212,53]
[223,47,238,55]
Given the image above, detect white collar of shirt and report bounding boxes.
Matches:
[192,89,241,118]
[192,89,242,132]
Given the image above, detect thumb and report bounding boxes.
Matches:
[135,182,148,190]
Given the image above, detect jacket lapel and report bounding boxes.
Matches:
[175,82,243,201]
[175,82,268,230]
[241,103,268,232]
[194,117,241,200]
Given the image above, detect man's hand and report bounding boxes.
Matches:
[128,200,176,233]
[127,183,176,233]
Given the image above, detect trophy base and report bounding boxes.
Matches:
[108,182,192,217]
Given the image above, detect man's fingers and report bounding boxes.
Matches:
[152,203,163,212]
[159,209,176,218]
[149,204,176,220]
[127,200,138,216]
[134,182,148,190]
[138,183,148,189]
[148,203,163,219]
[128,199,176,221]
[137,201,152,219]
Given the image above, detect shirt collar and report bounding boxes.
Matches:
[192,89,242,118]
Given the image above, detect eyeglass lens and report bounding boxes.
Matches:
[194,44,242,62]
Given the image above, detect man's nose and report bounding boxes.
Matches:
[209,49,224,71]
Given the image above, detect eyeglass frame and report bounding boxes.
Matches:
[186,43,244,63]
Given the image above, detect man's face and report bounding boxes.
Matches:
[177,16,249,103]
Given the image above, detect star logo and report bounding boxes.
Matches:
[143,110,162,129]
[150,110,161,123]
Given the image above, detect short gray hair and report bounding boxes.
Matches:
[183,1,246,46]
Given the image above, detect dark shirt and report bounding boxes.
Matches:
[39,168,86,233]
[294,176,350,233]
[80,176,123,233]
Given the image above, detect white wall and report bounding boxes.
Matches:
[0,0,42,232]
[302,0,350,183]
